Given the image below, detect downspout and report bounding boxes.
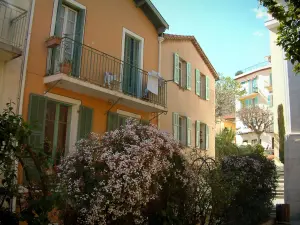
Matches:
[13,0,36,212]
[157,35,164,129]
[17,0,36,115]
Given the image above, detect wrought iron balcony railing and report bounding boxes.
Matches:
[48,37,167,108]
[0,0,28,49]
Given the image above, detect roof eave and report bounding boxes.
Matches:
[134,0,169,34]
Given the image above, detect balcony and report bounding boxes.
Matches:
[0,1,27,61]
[240,61,271,75]
[45,37,167,112]
[240,86,258,100]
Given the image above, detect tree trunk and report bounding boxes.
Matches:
[257,133,262,145]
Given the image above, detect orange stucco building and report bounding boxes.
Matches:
[18,0,169,181]
[159,34,218,156]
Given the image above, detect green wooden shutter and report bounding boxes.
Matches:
[186,62,191,90]
[173,112,179,140]
[54,0,63,36]
[195,120,200,148]
[73,9,85,77]
[173,53,180,84]
[195,69,200,96]
[107,111,118,131]
[270,73,272,86]
[248,80,251,94]
[205,124,209,150]
[186,117,192,146]
[78,105,93,139]
[205,76,210,100]
[25,94,48,183]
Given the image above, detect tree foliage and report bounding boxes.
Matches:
[0,103,58,225]
[235,70,243,76]
[238,105,273,142]
[278,104,285,163]
[215,76,245,118]
[259,0,300,74]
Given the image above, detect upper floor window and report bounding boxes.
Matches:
[174,53,191,90]
[195,69,210,100]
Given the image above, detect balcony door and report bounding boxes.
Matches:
[54,5,78,74]
[123,34,142,98]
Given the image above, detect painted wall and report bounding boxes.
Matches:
[22,0,160,127]
[159,39,216,157]
[267,16,300,222]
[0,58,22,112]
[236,132,274,150]
[0,0,31,113]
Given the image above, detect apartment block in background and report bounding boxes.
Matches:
[159,34,218,157]
[20,0,168,182]
[0,0,32,112]
[235,60,274,150]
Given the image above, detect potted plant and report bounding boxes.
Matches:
[45,36,62,48]
[60,59,72,75]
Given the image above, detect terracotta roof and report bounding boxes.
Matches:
[223,114,235,120]
[163,33,219,80]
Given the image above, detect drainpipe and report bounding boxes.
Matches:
[158,35,164,75]
[157,35,164,129]
[17,0,36,115]
[13,0,36,212]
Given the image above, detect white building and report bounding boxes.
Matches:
[235,61,274,150]
[266,8,300,223]
[0,0,34,113]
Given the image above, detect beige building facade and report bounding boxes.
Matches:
[160,34,218,157]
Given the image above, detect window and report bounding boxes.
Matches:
[44,101,71,164]
[201,75,206,98]
[173,53,191,90]
[252,78,258,93]
[272,137,274,149]
[243,140,248,144]
[251,139,258,145]
[268,94,273,107]
[107,111,148,131]
[179,60,186,87]
[195,121,209,150]
[123,33,142,97]
[178,116,186,145]
[173,113,192,146]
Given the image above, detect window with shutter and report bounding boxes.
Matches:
[205,76,210,100]
[78,105,93,139]
[186,62,191,90]
[173,53,180,84]
[172,112,179,140]
[25,94,48,183]
[195,120,200,148]
[195,69,200,96]
[205,125,209,150]
[186,117,192,146]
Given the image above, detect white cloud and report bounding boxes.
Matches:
[253,31,264,37]
[252,7,268,19]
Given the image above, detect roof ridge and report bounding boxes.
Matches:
[163,33,219,80]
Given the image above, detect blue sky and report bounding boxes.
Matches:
[151,0,270,77]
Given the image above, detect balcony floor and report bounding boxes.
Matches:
[0,40,22,61]
[44,73,167,113]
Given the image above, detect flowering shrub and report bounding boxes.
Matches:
[58,120,185,225]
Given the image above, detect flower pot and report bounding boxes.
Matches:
[46,36,62,48]
[60,63,72,74]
